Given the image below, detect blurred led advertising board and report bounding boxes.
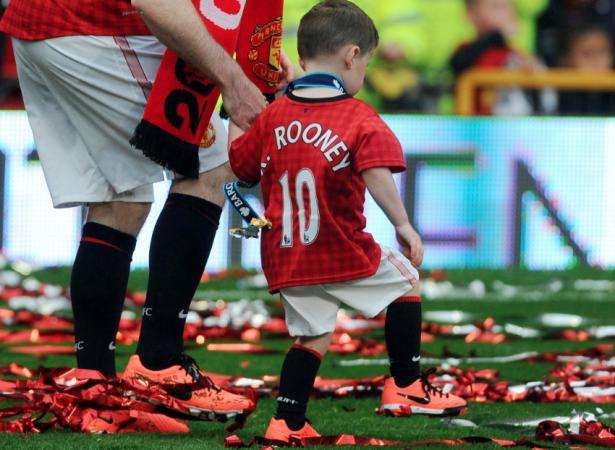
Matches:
[0,111,613,269]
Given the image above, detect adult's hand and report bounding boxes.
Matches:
[221,72,267,130]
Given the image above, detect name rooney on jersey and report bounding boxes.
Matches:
[274,121,352,172]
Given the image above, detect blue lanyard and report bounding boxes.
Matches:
[223,181,271,239]
[286,71,347,95]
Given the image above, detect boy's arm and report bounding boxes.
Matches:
[228,121,244,145]
[228,119,263,184]
[353,113,420,264]
[362,168,423,267]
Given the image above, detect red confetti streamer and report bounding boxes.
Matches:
[1,329,73,344]
[224,433,546,448]
[30,316,73,331]
[536,418,615,447]
[0,367,253,434]
[0,363,33,378]
[8,345,74,355]
[328,333,386,356]
[206,343,275,353]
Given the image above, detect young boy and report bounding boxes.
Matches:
[229,0,466,442]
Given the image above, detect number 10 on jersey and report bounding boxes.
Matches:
[279,169,320,248]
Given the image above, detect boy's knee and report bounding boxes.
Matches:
[296,332,333,357]
[406,281,420,297]
[389,282,421,309]
[296,331,333,345]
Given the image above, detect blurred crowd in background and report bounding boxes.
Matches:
[1,0,615,115]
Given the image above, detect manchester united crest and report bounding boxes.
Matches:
[248,17,283,87]
[200,122,216,149]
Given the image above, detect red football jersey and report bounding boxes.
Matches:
[0,0,150,40]
[230,93,406,292]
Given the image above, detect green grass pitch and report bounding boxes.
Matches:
[0,268,613,449]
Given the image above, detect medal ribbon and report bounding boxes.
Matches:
[286,71,347,95]
[224,181,271,239]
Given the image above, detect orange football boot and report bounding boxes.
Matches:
[264,417,321,444]
[379,370,467,417]
[122,354,254,421]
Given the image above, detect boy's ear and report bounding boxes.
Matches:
[344,45,361,69]
[299,58,307,71]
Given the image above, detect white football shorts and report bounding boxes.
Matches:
[281,245,420,337]
[12,36,228,208]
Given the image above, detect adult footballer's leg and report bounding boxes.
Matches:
[127,163,255,417]
[87,202,152,236]
[136,163,231,370]
[71,202,150,375]
[12,36,162,376]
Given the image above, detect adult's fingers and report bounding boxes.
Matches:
[223,75,267,129]
[231,111,250,131]
[226,95,265,130]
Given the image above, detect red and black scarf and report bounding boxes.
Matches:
[131,0,284,178]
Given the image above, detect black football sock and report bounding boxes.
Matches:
[275,344,323,431]
[70,222,136,376]
[137,193,222,371]
[385,296,422,387]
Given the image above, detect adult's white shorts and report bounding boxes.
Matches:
[12,35,228,208]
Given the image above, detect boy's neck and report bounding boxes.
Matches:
[292,62,347,99]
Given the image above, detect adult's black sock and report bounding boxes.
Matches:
[385,295,422,387]
[70,222,136,375]
[137,193,221,370]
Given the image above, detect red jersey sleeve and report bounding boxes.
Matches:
[0,0,150,40]
[352,114,406,173]
[229,117,265,184]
